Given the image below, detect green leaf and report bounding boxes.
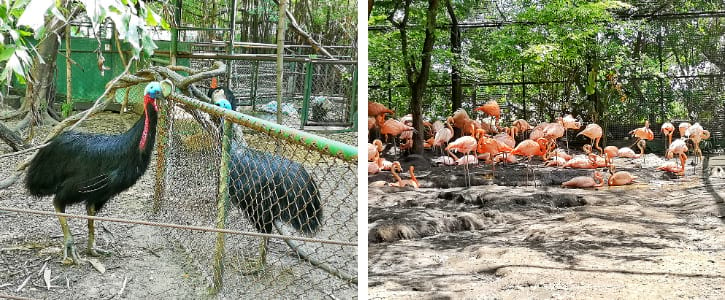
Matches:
[0,45,16,62]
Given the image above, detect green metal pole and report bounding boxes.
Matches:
[300,61,313,129]
[349,67,358,131]
[211,119,233,294]
[167,92,358,162]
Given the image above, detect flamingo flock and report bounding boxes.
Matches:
[368,100,711,189]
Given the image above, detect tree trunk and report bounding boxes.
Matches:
[26,28,63,127]
[408,0,439,154]
[446,0,462,113]
[276,0,288,125]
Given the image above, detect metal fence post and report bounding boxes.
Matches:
[300,60,314,129]
[349,67,358,131]
[211,119,233,294]
[251,61,259,110]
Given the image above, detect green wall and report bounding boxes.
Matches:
[56,37,190,103]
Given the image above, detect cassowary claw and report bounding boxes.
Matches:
[62,240,82,265]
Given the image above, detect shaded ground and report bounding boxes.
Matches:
[368,153,725,299]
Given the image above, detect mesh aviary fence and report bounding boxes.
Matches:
[123,75,358,298]
[189,56,357,130]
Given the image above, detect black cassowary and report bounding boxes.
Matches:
[208,77,237,111]
[214,97,322,272]
[25,82,163,264]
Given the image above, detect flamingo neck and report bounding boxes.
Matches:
[391,167,402,184]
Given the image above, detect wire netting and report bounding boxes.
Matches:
[117,84,358,298]
[188,56,356,130]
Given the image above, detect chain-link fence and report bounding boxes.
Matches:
[116,83,357,298]
[188,55,357,130]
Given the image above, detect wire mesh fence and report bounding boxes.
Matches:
[188,56,357,130]
[146,86,357,298]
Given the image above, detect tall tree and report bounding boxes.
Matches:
[390,0,440,154]
[445,0,462,112]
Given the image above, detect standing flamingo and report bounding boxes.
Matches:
[432,117,454,155]
[368,101,395,117]
[678,122,691,138]
[380,118,415,156]
[560,114,581,152]
[603,145,618,168]
[685,123,709,164]
[661,122,675,154]
[473,100,501,130]
[511,138,549,186]
[446,135,478,186]
[630,120,654,157]
[510,119,531,140]
[577,123,603,154]
[543,122,565,156]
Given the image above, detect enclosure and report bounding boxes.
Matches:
[368,0,725,298]
[1,0,358,299]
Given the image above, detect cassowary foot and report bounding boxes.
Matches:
[240,257,266,275]
[62,241,82,265]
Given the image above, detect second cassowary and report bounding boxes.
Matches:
[215,95,322,272]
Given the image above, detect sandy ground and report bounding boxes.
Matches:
[0,111,357,299]
[368,154,725,299]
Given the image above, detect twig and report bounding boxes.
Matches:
[103,276,130,300]
[0,283,12,288]
[15,273,31,292]
[36,260,48,277]
[118,276,130,297]
[144,247,161,258]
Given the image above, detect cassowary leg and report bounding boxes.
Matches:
[242,237,268,275]
[86,205,111,257]
[259,236,268,266]
[55,206,81,264]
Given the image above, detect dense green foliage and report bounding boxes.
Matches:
[369,0,724,126]
[0,0,167,97]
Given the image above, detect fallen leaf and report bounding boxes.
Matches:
[43,268,51,290]
[88,258,106,274]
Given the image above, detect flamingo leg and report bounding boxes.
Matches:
[680,153,687,177]
[595,137,602,154]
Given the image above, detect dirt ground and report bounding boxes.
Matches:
[368,152,725,299]
[0,111,357,299]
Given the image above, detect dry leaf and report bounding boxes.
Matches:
[88,258,106,274]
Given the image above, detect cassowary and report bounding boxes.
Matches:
[214,98,322,272]
[25,82,163,264]
[208,77,237,111]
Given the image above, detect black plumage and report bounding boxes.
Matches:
[208,86,237,111]
[228,143,322,235]
[25,84,162,263]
